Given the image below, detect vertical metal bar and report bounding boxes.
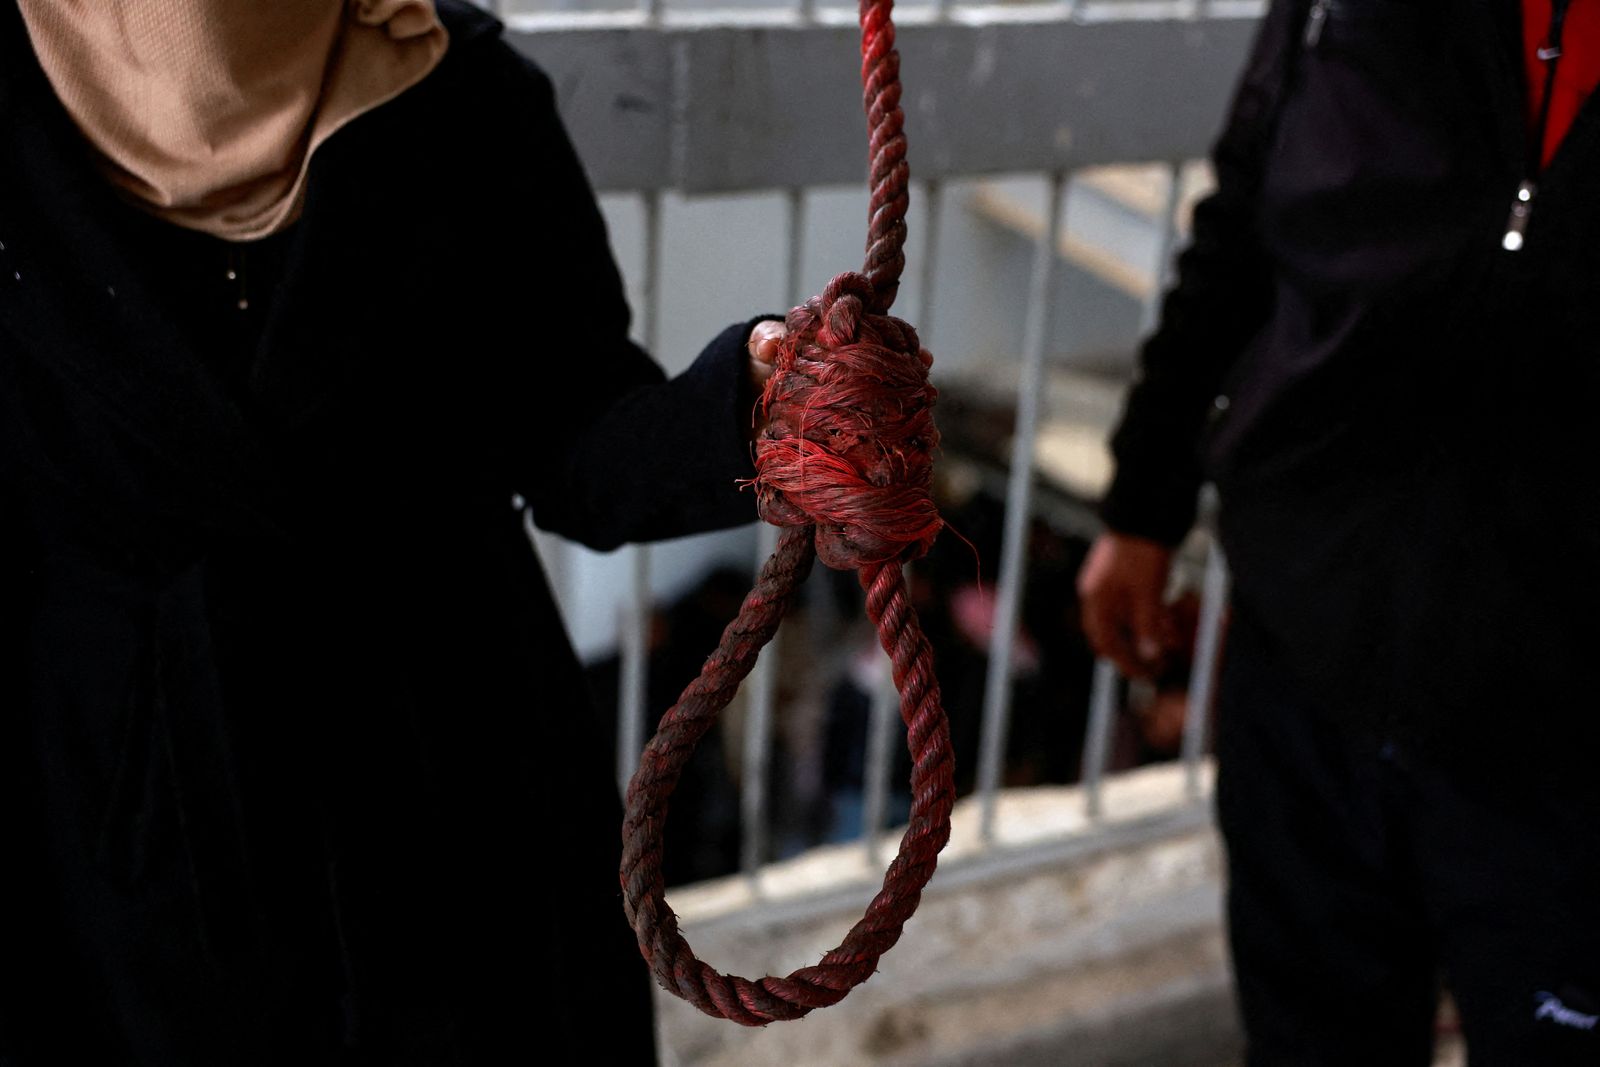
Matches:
[1073,159,1191,813]
[862,664,899,865]
[618,548,651,793]
[785,188,808,306]
[1142,161,1185,335]
[739,188,807,877]
[1082,658,1119,819]
[741,520,782,875]
[976,171,1068,843]
[617,191,665,793]
[642,0,664,25]
[1184,531,1231,800]
[917,180,944,348]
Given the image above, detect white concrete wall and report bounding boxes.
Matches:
[654,764,1243,1066]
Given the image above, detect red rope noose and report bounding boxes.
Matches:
[620,0,956,1025]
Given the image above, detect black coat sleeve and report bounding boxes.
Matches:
[1098,0,1300,545]
[477,47,762,551]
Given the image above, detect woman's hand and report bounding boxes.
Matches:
[747,320,786,441]
[747,320,785,392]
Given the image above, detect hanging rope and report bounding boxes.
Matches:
[620,0,956,1025]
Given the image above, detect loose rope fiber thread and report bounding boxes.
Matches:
[620,0,956,1025]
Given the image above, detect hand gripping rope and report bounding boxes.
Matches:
[620,0,956,1025]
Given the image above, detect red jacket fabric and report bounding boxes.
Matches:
[1524,0,1600,164]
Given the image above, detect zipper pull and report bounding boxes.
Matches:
[1502,180,1536,252]
[1304,0,1329,49]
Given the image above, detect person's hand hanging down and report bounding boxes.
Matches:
[1077,531,1179,680]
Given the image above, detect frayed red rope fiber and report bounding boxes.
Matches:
[620,0,956,1025]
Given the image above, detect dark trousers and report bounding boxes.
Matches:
[1214,609,1600,1066]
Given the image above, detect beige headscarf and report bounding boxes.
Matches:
[17,0,449,240]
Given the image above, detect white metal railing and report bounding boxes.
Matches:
[511,0,1253,912]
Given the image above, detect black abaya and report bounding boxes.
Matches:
[0,2,760,1062]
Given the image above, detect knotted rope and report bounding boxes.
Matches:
[620,0,956,1025]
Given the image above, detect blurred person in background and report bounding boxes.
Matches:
[1079,0,1600,1062]
[0,1,785,1062]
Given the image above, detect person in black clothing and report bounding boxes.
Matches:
[0,1,784,1063]
[1079,0,1600,1062]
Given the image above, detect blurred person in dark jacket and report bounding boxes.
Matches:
[1079,1,1600,1061]
[0,1,785,1062]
